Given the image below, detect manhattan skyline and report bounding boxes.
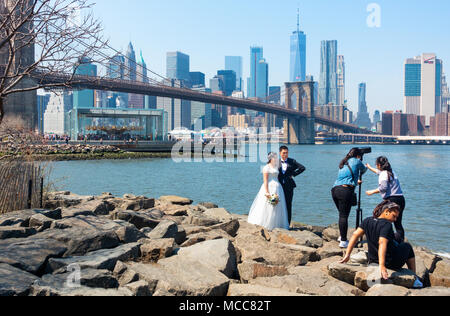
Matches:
[90,0,450,116]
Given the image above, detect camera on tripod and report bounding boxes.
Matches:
[356,147,372,160]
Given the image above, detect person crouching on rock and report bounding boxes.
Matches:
[339,200,423,288]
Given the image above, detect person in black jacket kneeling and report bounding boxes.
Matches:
[339,200,423,288]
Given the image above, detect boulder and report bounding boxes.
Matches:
[235,232,316,267]
[317,242,344,260]
[29,213,55,231]
[270,228,323,249]
[0,226,37,240]
[430,259,450,288]
[46,243,141,273]
[61,207,95,219]
[249,269,364,296]
[328,262,367,285]
[112,210,163,230]
[238,261,289,283]
[114,222,146,244]
[351,251,368,264]
[408,287,450,297]
[0,209,61,227]
[0,237,67,275]
[78,199,116,216]
[124,280,154,296]
[30,283,133,296]
[184,214,221,227]
[181,230,233,248]
[44,192,95,209]
[36,269,119,291]
[198,202,219,209]
[227,284,304,297]
[203,208,233,222]
[119,197,155,211]
[147,220,178,240]
[159,196,193,206]
[161,205,190,217]
[322,227,340,242]
[0,263,40,296]
[113,261,128,276]
[140,238,175,262]
[118,269,140,286]
[177,239,238,279]
[365,284,410,296]
[210,219,240,238]
[127,258,230,296]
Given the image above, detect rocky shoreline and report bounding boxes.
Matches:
[0,191,448,296]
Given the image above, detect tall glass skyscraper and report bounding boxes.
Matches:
[225,56,243,91]
[73,57,97,109]
[247,46,268,100]
[290,10,306,82]
[106,53,128,108]
[125,42,137,81]
[355,83,372,128]
[166,51,190,82]
[337,55,345,106]
[319,40,338,105]
[217,70,237,97]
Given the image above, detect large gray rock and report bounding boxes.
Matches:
[0,238,67,275]
[365,284,410,296]
[37,226,120,257]
[77,199,116,216]
[234,232,316,267]
[430,259,450,288]
[317,242,344,260]
[29,213,55,231]
[140,238,175,262]
[44,192,95,209]
[147,220,185,244]
[210,219,240,237]
[0,263,40,296]
[198,202,219,209]
[30,283,132,296]
[0,226,36,240]
[127,259,230,296]
[270,228,323,249]
[238,261,289,283]
[0,209,61,227]
[124,280,154,296]
[181,230,233,248]
[203,208,233,222]
[414,247,440,286]
[119,197,155,212]
[249,269,364,296]
[159,195,193,206]
[112,210,163,230]
[408,287,450,297]
[227,284,304,297]
[328,262,367,285]
[46,243,141,273]
[177,239,237,279]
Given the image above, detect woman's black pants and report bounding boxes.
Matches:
[331,186,355,242]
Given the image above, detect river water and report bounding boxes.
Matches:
[49,144,450,254]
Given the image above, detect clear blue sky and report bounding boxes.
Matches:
[91,0,450,115]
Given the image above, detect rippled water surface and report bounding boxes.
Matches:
[49,145,450,254]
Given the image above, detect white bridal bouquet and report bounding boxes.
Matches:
[267,194,279,206]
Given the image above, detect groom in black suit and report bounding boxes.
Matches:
[278,146,306,226]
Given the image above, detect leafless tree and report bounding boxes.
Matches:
[0,0,108,124]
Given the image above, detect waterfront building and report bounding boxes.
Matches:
[319,40,338,105]
[289,9,306,82]
[404,53,443,125]
[225,56,243,91]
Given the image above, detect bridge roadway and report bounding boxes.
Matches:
[34,71,369,134]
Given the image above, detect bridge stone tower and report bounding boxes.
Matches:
[0,0,37,131]
[284,81,315,144]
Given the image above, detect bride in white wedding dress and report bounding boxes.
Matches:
[248,152,290,231]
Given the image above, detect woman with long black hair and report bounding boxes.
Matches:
[331,148,368,248]
[366,156,406,242]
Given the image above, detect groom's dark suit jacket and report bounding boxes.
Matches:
[278,158,306,191]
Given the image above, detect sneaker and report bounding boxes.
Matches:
[339,240,349,249]
[413,278,424,289]
[338,237,342,242]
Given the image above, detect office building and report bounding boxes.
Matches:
[217,70,237,96]
[404,53,443,125]
[43,91,73,135]
[225,56,243,91]
[189,72,205,87]
[337,55,345,106]
[106,53,128,108]
[354,83,372,128]
[73,57,97,109]
[157,79,191,131]
[319,40,338,105]
[37,93,50,135]
[247,46,269,100]
[191,86,212,130]
[167,51,190,82]
[290,9,306,82]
